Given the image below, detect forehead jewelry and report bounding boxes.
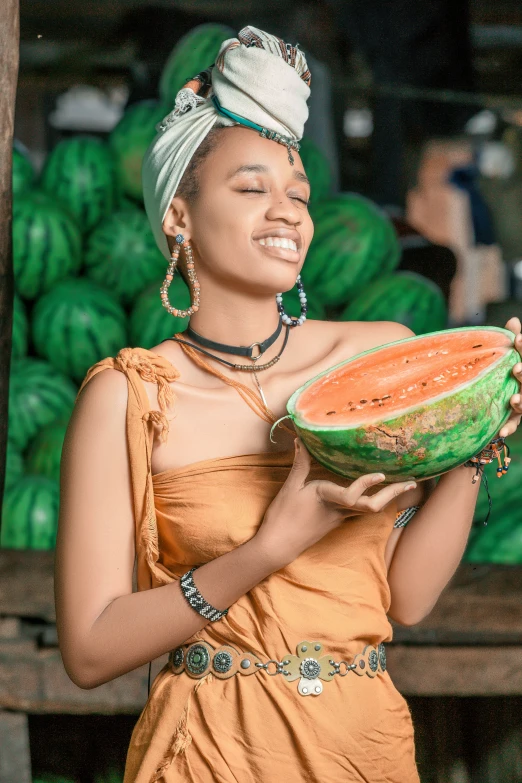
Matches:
[211,95,300,165]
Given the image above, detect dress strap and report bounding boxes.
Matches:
[76,346,181,442]
[171,333,296,437]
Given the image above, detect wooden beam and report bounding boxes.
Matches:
[0,0,19,534]
[2,552,522,641]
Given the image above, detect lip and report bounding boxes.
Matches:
[252,227,302,250]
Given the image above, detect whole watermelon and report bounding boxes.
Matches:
[84,207,166,307]
[1,476,59,550]
[8,358,77,451]
[5,440,24,490]
[129,278,190,348]
[12,143,35,196]
[12,192,82,300]
[299,137,333,205]
[302,193,401,309]
[31,278,127,383]
[284,327,519,483]
[41,137,119,233]
[464,428,522,564]
[109,100,170,201]
[159,23,235,105]
[12,292,29,359]
[26,418,70,483]
[339,272,447,335]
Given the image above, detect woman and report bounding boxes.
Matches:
[55,26,522,783]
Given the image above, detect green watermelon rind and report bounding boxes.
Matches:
[286,326,519,482]
[1,475,59,550]
[340,271,447,335]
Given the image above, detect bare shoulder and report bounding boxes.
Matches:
[74,366,128,416]
[333,320,415,356]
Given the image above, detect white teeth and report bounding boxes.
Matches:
[258,237,298,251]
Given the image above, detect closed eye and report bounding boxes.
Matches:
[239,189,309,206]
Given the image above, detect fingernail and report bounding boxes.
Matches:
[405,483,417,491]
[294,438,300,451]
[373,473,385,481]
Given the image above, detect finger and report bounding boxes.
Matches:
[505,316,522,336]
[284,437,311,489]
[316,472,385,507]
[516,332,522,359]
[513,362,522,383]
[352,481,418,514]
[510,393,522,414]
[499,415,521,439]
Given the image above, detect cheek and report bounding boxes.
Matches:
[192,196,251,258]
[302,215,314,253]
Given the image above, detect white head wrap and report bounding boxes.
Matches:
[142,25,312,259]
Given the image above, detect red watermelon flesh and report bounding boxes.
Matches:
[296,329,512,426]
[287,327,518,482]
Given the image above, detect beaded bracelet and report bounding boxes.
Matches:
[464,437,511,485]
[179,566,230,622]
[464,436,512,526]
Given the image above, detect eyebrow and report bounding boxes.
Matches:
[227,163,311,188]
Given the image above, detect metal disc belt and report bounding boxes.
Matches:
[169,639,387,697]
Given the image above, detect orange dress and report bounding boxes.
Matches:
[77,341,420,783]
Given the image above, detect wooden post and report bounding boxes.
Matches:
[0,711,31,783]
[0,0,19,533]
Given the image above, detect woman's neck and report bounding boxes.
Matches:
[185,302,285,356]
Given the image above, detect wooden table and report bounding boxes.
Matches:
[1,550,521,782]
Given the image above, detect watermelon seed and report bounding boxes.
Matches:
[473,344,482,349]
[441,350,449,354]
[326,411,336,415]
[452,372,458,376]
[399,394,406,398]
[360,399,368,404]
[382,395,391,399]
[372,398,380,403]
[378,403,385,407]
[407,385,415,391]
[421,382,428,386]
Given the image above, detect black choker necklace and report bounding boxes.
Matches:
[167,316,290,372]
[185,316,283,359]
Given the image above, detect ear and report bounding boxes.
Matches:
[162,196,192,240]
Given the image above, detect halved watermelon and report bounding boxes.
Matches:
[285,327,519,482]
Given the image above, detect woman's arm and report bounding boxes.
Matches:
[385,465,479,625]
[55,369,280,690]
[384,317,522,626]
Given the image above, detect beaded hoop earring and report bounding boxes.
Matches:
[276,275,308,327]
[160,234,200,318]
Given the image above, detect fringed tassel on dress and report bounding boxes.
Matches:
[151,673,215,782]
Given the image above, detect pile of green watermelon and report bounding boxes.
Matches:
[2,23,518,564]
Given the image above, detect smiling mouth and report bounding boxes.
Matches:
[255,238,300,260]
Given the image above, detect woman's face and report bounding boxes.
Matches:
[164,126,314,296]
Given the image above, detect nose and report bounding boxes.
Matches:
[265,191,303,225]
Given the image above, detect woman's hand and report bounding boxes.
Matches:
[499,316,522,439]
[254,438,416,570]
